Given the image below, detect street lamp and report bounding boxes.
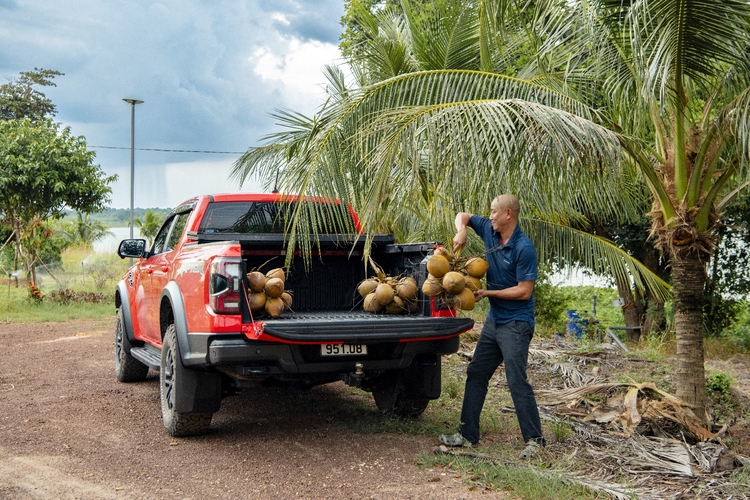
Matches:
[122,99,144,241]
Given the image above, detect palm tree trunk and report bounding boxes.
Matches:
[671,254,708,421]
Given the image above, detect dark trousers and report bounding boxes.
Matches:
[459,319,544,445]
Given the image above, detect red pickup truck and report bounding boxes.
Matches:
[114,193,474,436]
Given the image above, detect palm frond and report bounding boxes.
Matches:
[525,217,671,302]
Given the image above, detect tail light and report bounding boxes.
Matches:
[209,257,242,314]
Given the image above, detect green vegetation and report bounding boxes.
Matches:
[0,246,126,323]
[0,69,116,285]
[62,207,173,228]
[419,452,601,499]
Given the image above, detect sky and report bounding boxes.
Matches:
[0,0,347,209]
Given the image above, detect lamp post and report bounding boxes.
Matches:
[122,99,144,241]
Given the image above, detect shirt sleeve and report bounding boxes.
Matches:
[468,215,491,245]
[516,242,538,282]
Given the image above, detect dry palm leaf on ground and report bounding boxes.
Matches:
[448,334,750,498]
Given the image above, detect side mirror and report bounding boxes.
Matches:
[118,239,147,259]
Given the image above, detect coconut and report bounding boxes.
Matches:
[280,291,293,309]
[374,282,395,306]
[421,277,443,297]
[433,247,451,258]
[395,279,417,301]
[401,276,417,287]
[265,296,285,318]
[265,267,285,282]
[385,295,405,314]
[264,277,285,298]
[454,287,476,310]
[357,278,379,298]
[464,275,483,292]
[426,254,450,278]
[464,257,489,278]
[363,292,382,313]
[442,271,466,294]
[247,291,267,312]
[247,271,267,293]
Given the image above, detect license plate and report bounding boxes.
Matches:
[320,344,368,356]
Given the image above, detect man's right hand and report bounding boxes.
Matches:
[452,229,466,253]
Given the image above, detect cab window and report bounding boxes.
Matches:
[151,217,175,255]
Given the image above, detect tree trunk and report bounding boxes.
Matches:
[671,254,708,421]
[615,277,642,341]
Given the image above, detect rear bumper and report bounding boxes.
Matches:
[182,332,460,377]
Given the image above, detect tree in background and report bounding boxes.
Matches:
[134,210,164,247]
[56,212,114,249]
[0,68,62,122]
[0,69,115,285]
[704,191,750,337]
[0,119,115,283]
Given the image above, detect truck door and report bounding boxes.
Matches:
[136,211,192,345]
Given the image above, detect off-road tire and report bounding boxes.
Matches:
[160,324,212,437]
[392,397,429,418]
[114,308,149,382]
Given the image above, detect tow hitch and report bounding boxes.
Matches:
[342,362,365,388]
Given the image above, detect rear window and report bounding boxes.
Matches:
[199,201,355,234]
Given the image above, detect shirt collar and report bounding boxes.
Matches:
[494,224,522,248]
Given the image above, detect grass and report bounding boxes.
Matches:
[419,451,604,499]
[0,246,127,323]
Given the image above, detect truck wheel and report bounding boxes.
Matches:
[114,308,149,382]
[371,370,430,418]
[393,397,429,418]
[160,325,213,437]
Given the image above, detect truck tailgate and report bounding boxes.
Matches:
[254,311,474,343]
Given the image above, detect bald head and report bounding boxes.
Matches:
[494,194,520,216]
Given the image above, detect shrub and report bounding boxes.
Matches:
[724,302,750,352]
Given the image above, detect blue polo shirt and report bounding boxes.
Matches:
[469,215,537,328]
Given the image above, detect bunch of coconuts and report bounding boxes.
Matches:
[421,248,489,311]
[358,257,419,314]
[246,268,293,318]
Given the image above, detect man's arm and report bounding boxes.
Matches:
[453,212,473,252]
[474,280,535,301]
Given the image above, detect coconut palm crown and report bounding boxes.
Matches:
[232,0,750,419]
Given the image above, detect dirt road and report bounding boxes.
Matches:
[0,319,492,499]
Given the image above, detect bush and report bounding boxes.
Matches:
[47,288,106,305]
[706,371,733,394]
[535,280,573,334]
[724,302,750,351]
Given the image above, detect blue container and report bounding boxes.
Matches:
[566,310,588,340]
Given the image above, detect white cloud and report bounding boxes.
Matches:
[271,12,291,25]
[252,37,342,115]
[164,160,266,207]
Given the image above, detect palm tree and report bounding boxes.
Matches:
[232,0,750,419]
[134,210,163,247]
[57,212,113,249]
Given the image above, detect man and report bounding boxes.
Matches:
[438,194,545,459]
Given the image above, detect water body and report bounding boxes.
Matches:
[94,227,142,254]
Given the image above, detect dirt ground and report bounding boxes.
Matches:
[0,318,499,500]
